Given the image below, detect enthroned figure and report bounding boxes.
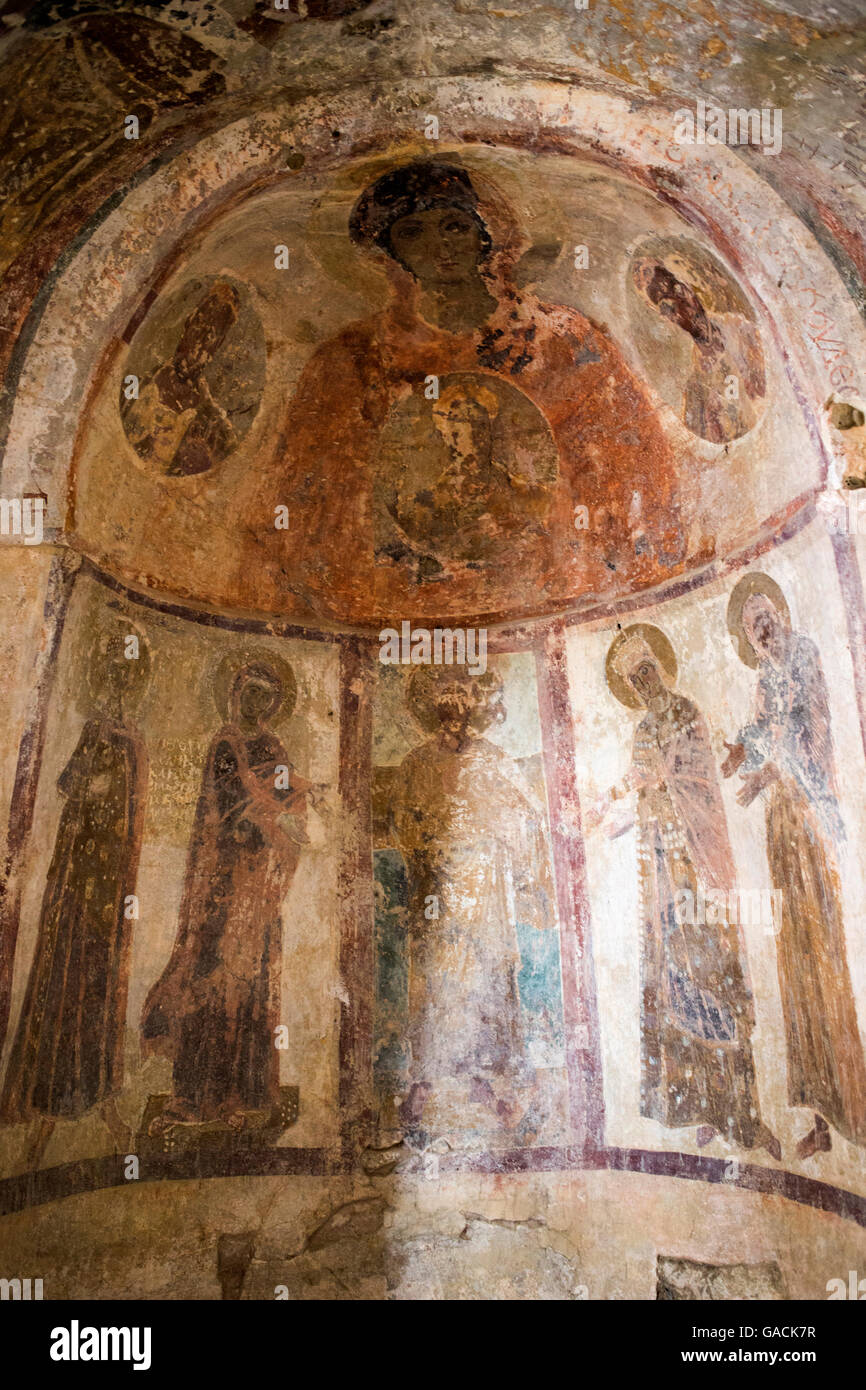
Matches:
[1,625,150,1170]
[723,574,866,1158]
[141,656,324,1143]
[588,624,780,1160]
[259,159,684,616]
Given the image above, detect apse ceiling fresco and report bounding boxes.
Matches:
[65,148,822,625]
[1,0,866,1325]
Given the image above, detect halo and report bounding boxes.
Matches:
[213,648,298,723]
[726,573,791,668]
[406,665,505,733]
[86,618,151,705]
[628,235,754,319]
[303,149,531,303]
[605,623,678,709]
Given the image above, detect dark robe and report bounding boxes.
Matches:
[1,716,147,1122]
[141,724,306,1122]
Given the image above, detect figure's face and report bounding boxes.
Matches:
[175,300,233,375]
[432,396,491,461]
[101,642,147,708]
[239,678,279,725]
[641,265,706,338]
[434,683,476,740]
[742,594,784,663]
[389,206,485,285]
[628,657,666,707]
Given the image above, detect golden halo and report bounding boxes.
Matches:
[213,648,298,723]
[726,573,791,669]
[605,623,678,709]
[407,664,505,734]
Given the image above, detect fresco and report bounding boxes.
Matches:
[573,524,866,1204]
[275,159,684,615]
[3,0,866,1305]
[587,623,780,1159]
[120,277,266,477]
[628,236,766,444]
[0,580,342,1177]
[723,573,866,1159]
[140,651,327,1152]
[373,372,558,580]
[372,661,567,1152]
[0,621,150,1170]
[0,10,225,278]
[68,147,824,628]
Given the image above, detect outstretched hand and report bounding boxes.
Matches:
[721,740,746,779]
[736,762,778,807]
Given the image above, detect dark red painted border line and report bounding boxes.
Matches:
[536,624,605,1147]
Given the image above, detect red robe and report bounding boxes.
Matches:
[241,288,683,624]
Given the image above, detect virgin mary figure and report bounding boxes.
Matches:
[246,160,684,622]
[141,655,319,1135]
[589,624,779,1158]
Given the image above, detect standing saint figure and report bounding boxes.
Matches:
[389,668,561,1150]
[1,625,150,1169]
[589,624,779,1158]
[722,574,866,1158]
[141,656,322,1137]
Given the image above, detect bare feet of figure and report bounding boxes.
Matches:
[696,1124,718,1148]
[796,1113,831,1159]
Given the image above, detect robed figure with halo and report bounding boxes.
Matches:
[1,625,150,1169]
[723,573,866,1158]
[588,623,779,1159]
[141,653,324,1139]
[387,666,564,1151]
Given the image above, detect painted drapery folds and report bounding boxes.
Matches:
[263,160,684,622]
[141,655,320,1146]
[629,238,766,445]
[2,13,866,1301]
[724,575,866,1157]
[1,625,150,1168]
[373,664,566,1152]
[594,625,778,1159]
[120,278,266,478]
